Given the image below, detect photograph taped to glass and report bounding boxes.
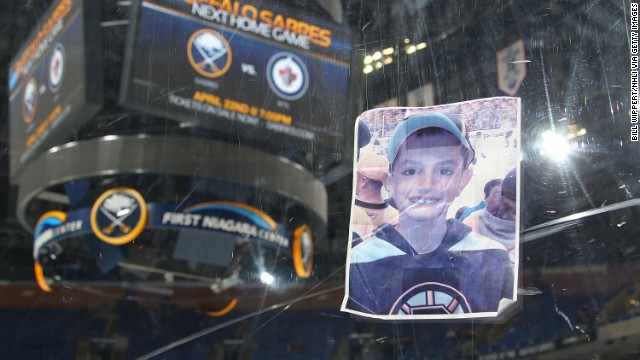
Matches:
[343,97,521,320]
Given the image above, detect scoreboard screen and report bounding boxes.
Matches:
[120,0,352,152]
[8,0,102,180]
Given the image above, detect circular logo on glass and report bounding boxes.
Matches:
[266,52,309,101]
[48,43,65,92]
[187,28,232,78]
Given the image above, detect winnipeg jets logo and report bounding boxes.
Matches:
[279,65,297,86]
[267,52,309,101]
[390,282,472,315]
[48,43,65,92]
[187,28,232,78]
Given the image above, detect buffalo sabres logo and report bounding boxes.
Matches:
[266,52,309,101]
[390,282,472,315]
[292,225,313,278]
[48,43,65,92]
[22,77,39,124]
[187,28,232,78]
[90,188,147,245]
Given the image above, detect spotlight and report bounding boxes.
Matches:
[260,272,275,285]
[537,130,571,162]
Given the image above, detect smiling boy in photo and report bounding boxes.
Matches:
[345,112,514,317]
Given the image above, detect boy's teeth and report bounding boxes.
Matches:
[415,198,435,205]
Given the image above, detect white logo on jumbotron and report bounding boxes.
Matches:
[49,43,65,92]
[187,29,232,78]
[267,52,309,101]
[22,78,38,124]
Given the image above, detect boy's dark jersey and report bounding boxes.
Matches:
[347,219,514,316]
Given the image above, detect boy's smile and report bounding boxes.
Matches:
[388,135,472,226]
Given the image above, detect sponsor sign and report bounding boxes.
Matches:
[8,0,102,180]
[33,210,87,259]
[151,201,292,250]
[33,194,307,264]
[120,0,351,151]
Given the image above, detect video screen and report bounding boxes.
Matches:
[8,0,102,180]
[120,0,351,151]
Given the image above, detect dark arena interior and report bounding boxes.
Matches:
[0,0,639,359]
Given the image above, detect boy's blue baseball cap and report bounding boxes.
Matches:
[387,112,475,166]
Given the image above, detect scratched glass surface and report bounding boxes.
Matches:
[0,0,639,359]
